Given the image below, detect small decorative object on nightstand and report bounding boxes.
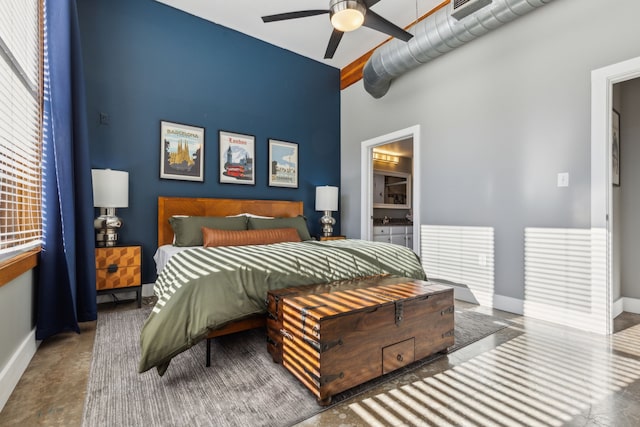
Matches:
[319,236,346,241]
[95,244,142,307]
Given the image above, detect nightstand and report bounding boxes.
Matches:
[318,236,346,241]
[95,244,142,308]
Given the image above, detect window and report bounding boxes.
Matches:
[0,0,42,260]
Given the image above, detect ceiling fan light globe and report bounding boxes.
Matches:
[331,10,364,32]
[330,0,366,32]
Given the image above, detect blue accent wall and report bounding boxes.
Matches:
[77,0,341,283]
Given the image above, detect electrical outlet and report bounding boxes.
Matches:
[478,254,487,267]
[99,112,110,125]
[557,172,569,187]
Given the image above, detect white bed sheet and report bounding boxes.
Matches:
[153,244,193,275]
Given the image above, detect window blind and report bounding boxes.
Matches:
[0,0,42,257]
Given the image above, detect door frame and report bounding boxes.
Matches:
[591,55,640,335]
[360,125,421,254]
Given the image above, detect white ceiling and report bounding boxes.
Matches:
[155,0,445,69]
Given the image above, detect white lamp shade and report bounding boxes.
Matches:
[92,169,129,208]
[316,186,338,211]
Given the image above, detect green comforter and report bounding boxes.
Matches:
[139,239,427,376]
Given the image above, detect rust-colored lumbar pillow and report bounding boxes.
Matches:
[202,227,302,247]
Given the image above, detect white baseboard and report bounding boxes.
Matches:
[623,296,640,314]
[96,283,155,304]
[455,290,638,319]
[453,287,476,304]
[493,294,524,315]
[448,284,524,315]
[142,282,154,297]
[0,328,38,412]
[427,280,478,304]
[613,298,625,317]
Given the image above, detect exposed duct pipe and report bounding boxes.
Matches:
[363,0,555,98]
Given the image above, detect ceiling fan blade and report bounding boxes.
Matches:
[363,0,382,7]
[363,10,413,42]
[262,10,329,23]
[324,29,344,59]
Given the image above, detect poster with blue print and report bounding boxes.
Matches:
[268,139,298,188]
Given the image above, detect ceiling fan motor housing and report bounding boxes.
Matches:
[330,0,367,32]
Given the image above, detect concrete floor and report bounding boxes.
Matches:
[1,299,639,427]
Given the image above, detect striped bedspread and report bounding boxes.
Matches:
[139,239,427,376]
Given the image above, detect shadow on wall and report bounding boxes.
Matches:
[420,224,608,334]
[421,225,495,308]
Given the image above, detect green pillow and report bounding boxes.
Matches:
[247,216,312,241]
[169,216,248,247]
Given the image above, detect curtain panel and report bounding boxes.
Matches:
[36,0,96,340]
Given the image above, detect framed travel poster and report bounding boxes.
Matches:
[219,130,255,185]
[268,139,298,188]
[612,109,620,187]
[160,120,204,182]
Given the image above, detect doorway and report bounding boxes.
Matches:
[360,125,421,254]
[591,55,640,335]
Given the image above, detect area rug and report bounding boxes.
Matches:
[81,307,510,427]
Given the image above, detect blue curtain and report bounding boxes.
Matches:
[36,0,96,340]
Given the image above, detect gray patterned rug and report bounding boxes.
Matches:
[82,306,510,427]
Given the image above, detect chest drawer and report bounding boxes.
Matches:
[95,246,141,290]
[383,338,415,374]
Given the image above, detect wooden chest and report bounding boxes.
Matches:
[280,276,454,405]
[266,275,392,364]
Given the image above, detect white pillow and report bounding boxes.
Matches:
[226,213,274,219]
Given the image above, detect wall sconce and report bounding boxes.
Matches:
[372,151,399,164]
[92,169,129,247]
[316,185,339,237]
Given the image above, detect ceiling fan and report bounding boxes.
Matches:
[261,0,414,59]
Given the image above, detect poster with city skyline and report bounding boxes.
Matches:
[219,130,255,185]
[160,120,204,182]
[268,139,298,188]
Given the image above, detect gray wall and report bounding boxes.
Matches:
[340,0,640,302]
[0,271,35,401]
[0,272,34,367]
[620,78,640,299]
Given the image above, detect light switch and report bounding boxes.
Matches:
[557,172,569,187]
[478,254,487,267]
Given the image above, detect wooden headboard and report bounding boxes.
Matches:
[157,197,304,247]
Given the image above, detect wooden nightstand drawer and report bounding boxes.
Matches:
[95,246,141,269]
[318,235,346,241]
[96,266,141,290]
[95,245,142,307]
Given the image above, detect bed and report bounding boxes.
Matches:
[155,196,305,337]
[139,196,427,376]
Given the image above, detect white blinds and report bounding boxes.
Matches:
[0,0,42,256]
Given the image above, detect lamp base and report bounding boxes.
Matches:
[94,208,123,247]
[320,210,336,237]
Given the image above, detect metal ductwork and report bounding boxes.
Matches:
[363,0,555,98]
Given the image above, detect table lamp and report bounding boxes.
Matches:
[316,186,338,237]
[92,169,129,247]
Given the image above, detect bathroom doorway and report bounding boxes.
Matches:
[360,125,421,254]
